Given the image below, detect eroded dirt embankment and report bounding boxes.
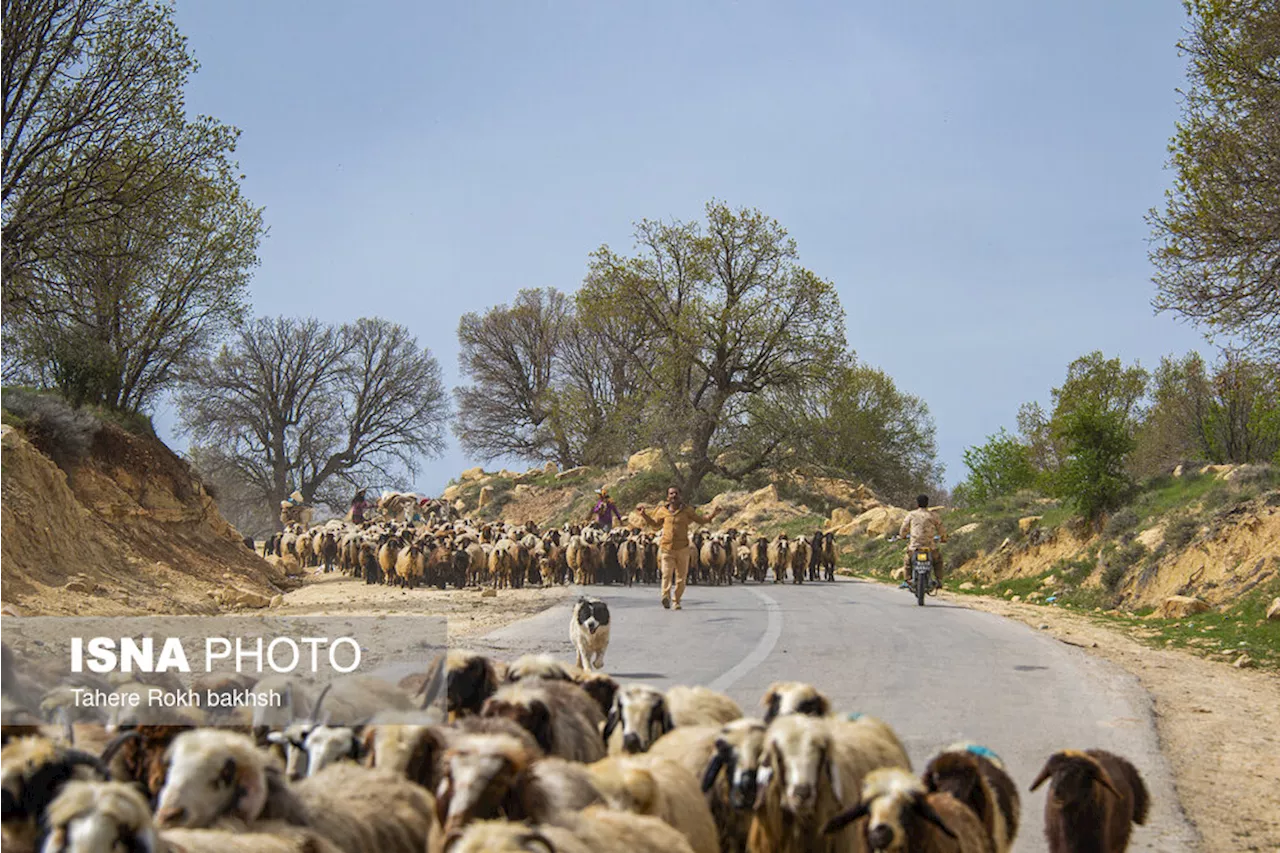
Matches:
[1,423,284,616]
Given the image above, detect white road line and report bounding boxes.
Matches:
[708,587,783,693]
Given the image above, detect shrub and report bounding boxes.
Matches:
[958,429,1039,504]
[1164,515,1200,550]
[0,388,101,469]
[1102,541,1146,591]
[1104,507,1140,540]
[1050,404,1137,524]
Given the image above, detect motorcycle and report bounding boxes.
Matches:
[906,540,941,606]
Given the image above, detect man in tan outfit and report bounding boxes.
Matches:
[899,494,947,588]
[637,486,719,610]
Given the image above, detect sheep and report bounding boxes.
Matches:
[569,671,618,721]
[760,684,911,771]
[153,729,439,853]
[441,819,592,853]
[666,686,743,727]
[549,805,699,853]
[820,532,837,581]
[584,753,719,853]
[396,541,425,588]
[678,718,771,853]
[96,725,194,803]
[789,537,810,585]
[481,682,605,763]
[604,685,674,755]
[434,733,601,836]
[823,766,994,853]
[505,655,574,684]
[923,747,1020,853]
[445,652,500,719]
[761,681,831,723]
[1029,749,1150,853]
[38,779,344,853]
[361,716,542,793]
[767,535,791,583]
[489,540,517,589]
[1,736,109,853]
[566,537,599,586]
[747,715,864,853]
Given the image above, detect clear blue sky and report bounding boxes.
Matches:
[160,0,1209,497]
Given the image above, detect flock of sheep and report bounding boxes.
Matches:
[264,500,841,590]
[2,647,1152,853]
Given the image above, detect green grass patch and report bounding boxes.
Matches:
[1118,577,1280,670]
[764,514,828,539]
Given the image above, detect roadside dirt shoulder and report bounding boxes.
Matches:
[274,572,573,641]
[955,594,1279,852]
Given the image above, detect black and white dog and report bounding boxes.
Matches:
[570,597,611,673]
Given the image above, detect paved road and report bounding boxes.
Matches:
[466,577,1200,852]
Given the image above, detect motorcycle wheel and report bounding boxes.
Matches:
[916,572,926,606]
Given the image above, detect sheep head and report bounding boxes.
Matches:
[760,716,841,817]
[480,690,554,756]
[604,686,672,754]
[40,780,159,853]
[1029,749,1121,802]
[446,652,498,717]
[154,730,271,828]
[761,682,831,723]
[823,767,958,851]
[700,718,768,810]
[435,734,534,834]
[442,820,558,853]
[1,736,108,849]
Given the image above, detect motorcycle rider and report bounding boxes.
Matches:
[899,494,947,590]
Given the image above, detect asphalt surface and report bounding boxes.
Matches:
[467,577,1200,852]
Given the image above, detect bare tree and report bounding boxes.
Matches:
[2,0,241,308]
[178,316,448,526]
[454,288,573,466]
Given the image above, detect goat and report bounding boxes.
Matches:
[1029,749,1149,853]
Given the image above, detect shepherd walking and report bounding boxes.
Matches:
[636,486,719,610]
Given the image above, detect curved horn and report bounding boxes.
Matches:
[98,730,142,769]
[310,683,333,722]
[823,802,869,835]
[701,751,727,793]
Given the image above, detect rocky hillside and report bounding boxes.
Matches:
[0,400,287,617]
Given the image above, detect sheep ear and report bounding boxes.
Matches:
[823,802,869,834]
[701,751,726,793]
[1029,758,1055,791]
[914,798,959,839]
[826,748,843,803]
[762,688,780,723]
[603,705,620,744]
[233,761,267,821]
[1091,768,1122,798]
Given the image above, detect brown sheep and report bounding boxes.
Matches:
[923,747,1020,853]
[445,652,500,719]
[1029,749,1150,853]
[434,734,601,836]
[824,766,993,852]
[584,753,719,853]
[481,682,605,763]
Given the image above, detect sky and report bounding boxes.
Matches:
[158,0,1211,497]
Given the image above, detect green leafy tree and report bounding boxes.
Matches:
[958,429,1038,505]
[1051,404,1137,525]
[579,201,847,497]
[2,0,242,310]
[1148,0,1280,358]
[751,357,943,505]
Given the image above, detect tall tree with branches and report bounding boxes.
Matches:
[2,0,242,309]
[1148,0,1280,359]
[178,316,449,526]
[579,201,847,497]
